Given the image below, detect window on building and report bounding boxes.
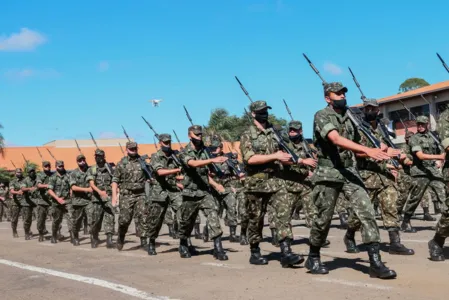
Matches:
[437,101,449,116]
[389,104,429,132]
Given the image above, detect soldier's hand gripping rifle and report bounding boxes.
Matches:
[89,132,114,175]
[121,125,153,180]
[235,76,300,164]
[303,54,400,169]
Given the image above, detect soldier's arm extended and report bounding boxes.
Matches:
[87,168,108,199]
[36,173,49,189]
[20,179,36,193]
[208,175,225,193]
[9,182,23,195]
[69,171,92,193]
[151,153,181,176]
[409,135,445,161]
[111,162,123,206]
[239,131,291,165]
[47,177,65,205]
[185,155,228,168]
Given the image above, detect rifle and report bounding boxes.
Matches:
[46,148,57,161]
[36,147,44,161]
[437,53,449,73]
[89,132,113,175]
[395,112,410,136]
[118,143,125,156]
[235,77,300,164]
[282,98,315,159]
[141,116,159,139]
[22,153,29,167]
[172,130,184,150]
[153,137,158,151]
[10,160,17,169]
[183,105,224,176]
[121,125,153,180]
[303,54,400,169]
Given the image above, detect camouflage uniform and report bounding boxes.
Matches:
[20,168,39,239]
[402,116,445,232]
[0,185,9,222]
[35,163,53,239]
[397,141,413,214]
[9,173,24,237]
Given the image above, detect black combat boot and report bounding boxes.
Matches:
[240,225,249,245]
[338,212,348,229]
[423,207,436,221]
[12,228,19,238]
[179,238,191,258]
[148,239,157,256]
[38,233,44,242]
[367,243,397,279]
[194,223,202,239]
[322,239,331,247]
[24,230,31,240]
[72,231,80,246]
[202,225,209,242]
[343,228,359,253]
[140,237,148,251]
[428,233,446,262]
[434,202,441,214]
[400,214,416,233]
[213,236,228,261]
[43,228,49,235]
[106,233,114,249]
[270,228,279,247]
[305,246,328,274]
[91,233,99,249]
[279,238,304,268]
[229,226,239,243]
[172,222,178,239]
[388,230,414,255]
[249,243,268,265]
[167,224,174,238]
[116,228,125,251]
[68,231,73,243]
[51,229,58,244]
[187,238,199,255]
[58,227,65,241]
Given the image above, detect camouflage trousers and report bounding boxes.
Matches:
[348,184,400,231]
[0,201,9,221]
[36,205,49,234]
[102,202,115,235]
[52,204,73,234]
[10,205,21,231]
[309,180,380,247]
[146,200,169,239]
[289,184,316,228]
[163,191,200,225]
[178,194,222,240]
[86,202,103,236]
[21,206,34,233]
[246,186,292,245]
[71,204,90,233]
[217,192,238,227]
[118,194,149,237]
[397,173,413,212]
[237,190,249,229]
[335,192,350,214]
[404,176,446,218]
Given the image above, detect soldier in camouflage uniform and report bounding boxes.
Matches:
[307,83,396,279]
[0,182,9,222]
[20,166,39,240]
[239,101,303,268]
[177,125,228,260]
[427,108,449,261]
[69,154,93,246]
[112,141,151,251]
[9,169,24,238]
[47,160,73,243]
[87,149,115,249]
[346,99,414,256]
[35,161,53,242]
[146,133,184,255]
[401,116,445,233]
[397,132,414,218]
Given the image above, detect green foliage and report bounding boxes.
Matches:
[0,167,13,183]
[21,161,40,177]
[399,78,430,93]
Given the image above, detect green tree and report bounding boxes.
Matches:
[21,161,40,177]
[0,167,13,182]
[399,78,430,93]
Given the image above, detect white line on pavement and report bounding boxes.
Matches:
[0,259,175,300]
[201,262,245,269]
[313,277,392,290]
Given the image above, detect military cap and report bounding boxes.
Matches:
[416,115,429,124]
[188,125,202,135]
[363,98,379,107]
[288,120,302,130]
[405,131,414,139]
[42,161,51,167]
[26,166,36,172]
[15,168,22,172]
[249,100,272,112]
[158,134,171,142]
[76,154,86,161]
[56,160,64,167]
[210,138,223,148]
[126,141,138,149]
[324,82,348,94]
[94,149,105,156]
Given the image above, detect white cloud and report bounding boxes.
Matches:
[2,68,60,80]
[97,61,110,72]
[323,62,343,75]
[0,28,46,52]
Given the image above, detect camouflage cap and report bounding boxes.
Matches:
[405,132,414,139]
[56,160,64,167]
[42,161,51,167]
[363,98,379,107]
[288,120,302,130]
[210,136,223,148]
[250,100,272,112]
[26,166,36,172]
[15,168,22,172]
[126,141,138,149]
[416,115,429,124]
[76,154,86,161]
[158,134,171,142]
[94,149,105,156]
[188,125,202,135]
[324,82,348,94]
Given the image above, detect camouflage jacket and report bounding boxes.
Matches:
[209,152,235,193]
[87,164,113,202]
[9,177,25,206]
[47,171,71,204]
[0,187,9,202]
[149,149,180,202]
[409,131,442,179]
[399,142,413,176]
[36,171,53,206]
[438,109,449,181]
[312,105,359,183]
[20,176,39,206]
[69,168,91,205]
[112,155,147,193]
[178,143,212,197]
[281,139,312,193]
[239,123,284,193]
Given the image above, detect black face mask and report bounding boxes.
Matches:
[289,134,303,143]
[365,111,378,122]
[57,169,65,175]
[95,157,106,165]
[191,137,204,148]
[254,111,269,123]
[161,146,171,153]
[332,99,347,110]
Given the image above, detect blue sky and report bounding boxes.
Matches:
[2,0,449,146]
